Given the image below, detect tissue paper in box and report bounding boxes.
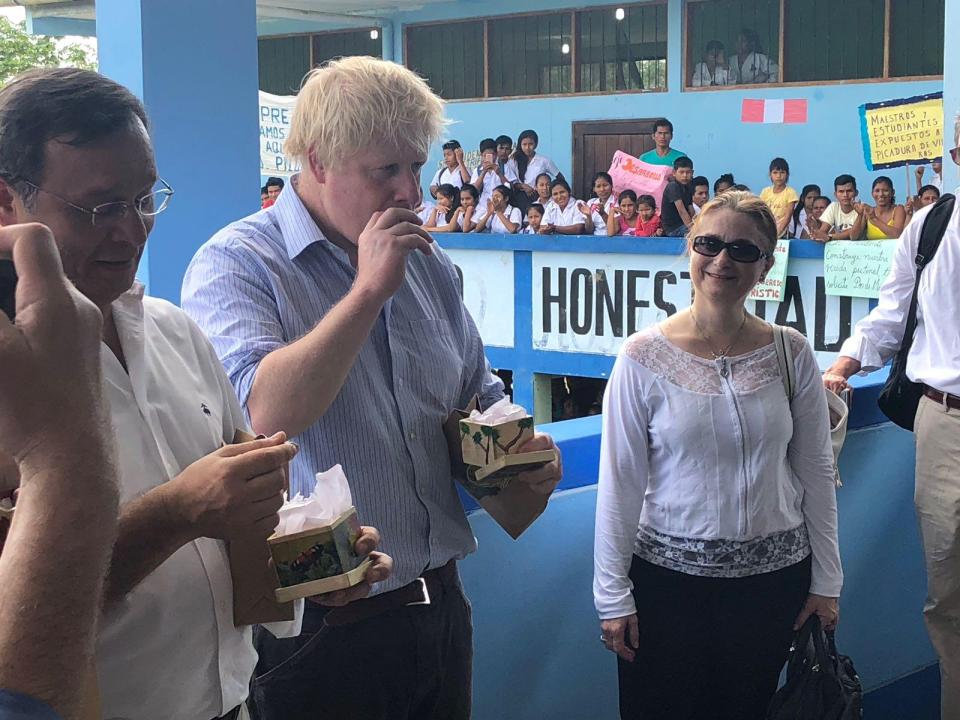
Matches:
[459,399,534,468]
[269,507,370,603]
[268,464,370,603]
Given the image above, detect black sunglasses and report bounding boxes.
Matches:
[692,235,772,264]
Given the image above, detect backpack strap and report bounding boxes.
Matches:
[772,324,796,402]
[900,194,955,354]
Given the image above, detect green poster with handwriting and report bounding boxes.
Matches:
[824,240,898,299]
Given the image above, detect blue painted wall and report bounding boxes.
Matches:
[460,406,936,719]
[97,0,261,303]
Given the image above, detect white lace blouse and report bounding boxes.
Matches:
[593,324,843,620]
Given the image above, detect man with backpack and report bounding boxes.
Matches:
[823,120,960,720]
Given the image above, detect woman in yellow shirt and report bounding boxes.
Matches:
[759,158,799,238]
[862,176,906,239]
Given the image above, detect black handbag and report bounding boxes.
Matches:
[766,615,863,720]
[877,194,955,430]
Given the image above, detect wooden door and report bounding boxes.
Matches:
[572,119,659,200]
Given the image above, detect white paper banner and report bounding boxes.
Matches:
[259,91,301,177]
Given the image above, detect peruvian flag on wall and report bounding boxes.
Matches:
[741,99,808,124]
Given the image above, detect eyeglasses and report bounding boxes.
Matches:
[21,178,174,227]
[692,235,772,263]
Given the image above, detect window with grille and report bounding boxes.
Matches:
[684,0,943,88]
[686,0,780,86]
[312,29,383,67]
[488,12,572,97]
[889,0,944,78]
[783,0,883,82]
[258,36,310,95]
[576,4,668,93]
[405,3,668,101]
[258,29,383,95]
[405,21,485,100]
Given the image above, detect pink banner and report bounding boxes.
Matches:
[607,150,673,209]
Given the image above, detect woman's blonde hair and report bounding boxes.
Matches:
[687,190,778,251]
[286,56,449,169]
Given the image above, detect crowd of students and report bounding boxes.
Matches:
[414,117,945,243]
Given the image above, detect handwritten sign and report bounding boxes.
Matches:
[259,91,301,177]
[748,239,790,303]
[858,92,943,170]
[824,240,897,299]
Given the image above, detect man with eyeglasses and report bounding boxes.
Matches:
[824,118,960,719]
[0,68,391,720]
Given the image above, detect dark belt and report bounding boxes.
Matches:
[324,559,458,627]
[212,705,241,720]
[924,386,960,411]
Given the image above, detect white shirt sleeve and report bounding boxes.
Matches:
[430,167,442,187]
[819,203,838,230]
[786,331,843,597]
[543,155,562,179]
[508,206,522,227]
[505,159,520,184]
[728,60,740,85]
[839,207,923,370]
[594,352,650,620]
[543,204,559,226]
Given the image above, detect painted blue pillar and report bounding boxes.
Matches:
[943,0,960,189]
[96,0,260,304]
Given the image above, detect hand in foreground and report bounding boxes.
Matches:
[515,432,562,496]
[0,223,106,473]
[601,614,639,662]
[355,208,434,305]
[793,593,839,632]
[165,433,298,540]
[310,526,393,607]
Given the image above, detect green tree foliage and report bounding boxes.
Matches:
[0,17,96,86]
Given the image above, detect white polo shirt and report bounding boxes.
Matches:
[544,199,586,228]
[587,196,616,236]
[506,153,561,185]
[96,283,301,720]
[470,164,518,207]
[430,165,465,189]
[476,205,522,234]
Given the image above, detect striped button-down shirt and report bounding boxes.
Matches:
[181,177,504,593]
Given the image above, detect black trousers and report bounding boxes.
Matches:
[618,554,811,720]
[249,572,472,720]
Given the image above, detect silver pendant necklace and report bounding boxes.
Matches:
[689,307,747,359]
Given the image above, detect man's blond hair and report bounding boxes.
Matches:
[286,56,448,169]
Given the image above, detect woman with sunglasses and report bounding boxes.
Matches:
[594,191,841,720]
